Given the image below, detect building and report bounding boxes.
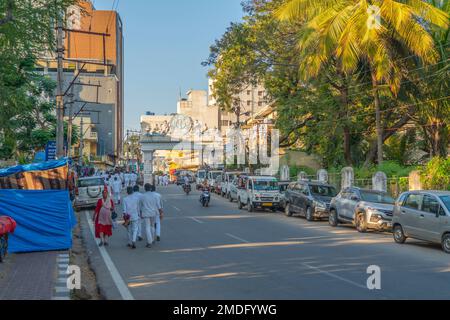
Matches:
[178,90,220,131]
[37,0,124,163]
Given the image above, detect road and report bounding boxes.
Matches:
[86,184,450,300]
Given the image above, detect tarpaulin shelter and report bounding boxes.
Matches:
[0,158,69,190]
[0,190,76,253]
[0,158,76,253]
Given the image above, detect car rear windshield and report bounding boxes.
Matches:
[310,185,337,197]
[254,180,278,191]
[440,196,450,211]
[211,172,222,179]
[198,172,206,179]
[360,191,395,204]
[78,178,104,188]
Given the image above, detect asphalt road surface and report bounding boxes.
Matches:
[87,184,450,300]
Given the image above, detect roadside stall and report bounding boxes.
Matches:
[0,159,76,254]
[0,216,16,262]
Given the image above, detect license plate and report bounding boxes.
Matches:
[262,203,273,207]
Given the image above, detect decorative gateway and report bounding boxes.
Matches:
[0,158,69,190]
[0,216,16,262]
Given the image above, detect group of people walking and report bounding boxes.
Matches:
[93,182,164,249]
[154,174,170,186]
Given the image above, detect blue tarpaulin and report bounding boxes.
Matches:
[0,158,70,178]
[0,189,76,253]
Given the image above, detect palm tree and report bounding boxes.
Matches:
[276,0,449,165]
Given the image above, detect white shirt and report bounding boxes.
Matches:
[123,193,141,221]
[139,192,163,218]
[131,173,137,182]
[111,179,122,193]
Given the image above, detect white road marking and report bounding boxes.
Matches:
[226,233,250,243]
[302,263,367,290]
[172,206,181,212]
[190,217,204,224]
[85,211,134,300]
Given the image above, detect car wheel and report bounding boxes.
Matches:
[442,234,450,254]
[228,193,233,202]
[247,201,254,213]
[393,225,407,244]
[285,203,293,217]
[355,212,367,233]
[306,207,314,222]
[238,198,243,210]
[329,209,338,227]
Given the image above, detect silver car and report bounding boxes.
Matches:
[74,177,105,211]
[329,187,395,232]
[392,191,450,254]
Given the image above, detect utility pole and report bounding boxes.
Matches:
[79,117,84,166]
[56,11,65,158]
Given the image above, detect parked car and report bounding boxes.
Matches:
[392,191,450,254]
[284,181,337,221]
[237,176,281,212]
[278,181,291,210]
[329,187,395,232]
[207,170,223,189]
[74,177,106,211]
[228,175,248,203]
[213,174,223,195]
[196,170,207,189]
[221,172,242,197]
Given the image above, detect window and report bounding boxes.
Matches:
[440,196,450,212]
[247,90,251,95]
[258,91,263,96]
[360,191,395,204]
[258,101,263,107]
[404,194,422,210]
[310,185,338,197]
[422,195,440,215]
[247,101,251,106]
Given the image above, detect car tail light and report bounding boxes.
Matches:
[75,187,79,196]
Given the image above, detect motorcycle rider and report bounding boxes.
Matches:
[200,178,210,204]
[183,174,191,194]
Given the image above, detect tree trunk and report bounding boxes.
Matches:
[371,71,383,165]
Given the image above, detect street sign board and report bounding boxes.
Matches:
[45,141,57,161]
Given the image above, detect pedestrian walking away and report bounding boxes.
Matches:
[111,176,123,205]
[152,184,164,241]
[94,190,115,247]
[123,186,141,249]
[139,183,164,248]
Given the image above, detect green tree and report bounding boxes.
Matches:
[276,0,449,165]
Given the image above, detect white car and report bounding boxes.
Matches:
[237,176,282,212]
[74,177,105,211]
[196,170,207,189]
[221,172,242,197]
[207,170,223,189]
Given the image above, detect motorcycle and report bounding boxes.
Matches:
[200,189,211,207]
[183,183,191,195]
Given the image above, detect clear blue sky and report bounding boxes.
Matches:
[92,0,244,131]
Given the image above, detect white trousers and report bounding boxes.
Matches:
[113,191,121,204]
[128,220,139,244]
[155,214,161,238]
[141,217,156,244]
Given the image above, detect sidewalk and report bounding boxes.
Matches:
[0,251,68,300]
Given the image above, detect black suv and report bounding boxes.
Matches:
[284,181,338,221]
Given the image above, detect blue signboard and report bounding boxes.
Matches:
[45,141,57,161]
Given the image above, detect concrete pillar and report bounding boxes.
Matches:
[317,169,328,183]
[298,171,308,181]
[341,167,354,189]
[409,170,422,191]
[280,165,290,181]
[143,150,155,186]
[372,171,387,192]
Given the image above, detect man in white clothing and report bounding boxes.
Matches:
[139,183,164,248]
[122,186,141,249]
[111,176,123,204]
[130,172,138,187]
[152,185,163,241]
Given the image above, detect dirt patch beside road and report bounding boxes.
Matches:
[70,212,102,300]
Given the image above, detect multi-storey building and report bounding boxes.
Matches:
[37,0,124,163]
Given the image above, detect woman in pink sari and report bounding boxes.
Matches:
[94,190,115,246]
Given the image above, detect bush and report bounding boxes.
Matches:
[421,157,450,191]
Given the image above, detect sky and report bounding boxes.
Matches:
[92,0,244,131]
